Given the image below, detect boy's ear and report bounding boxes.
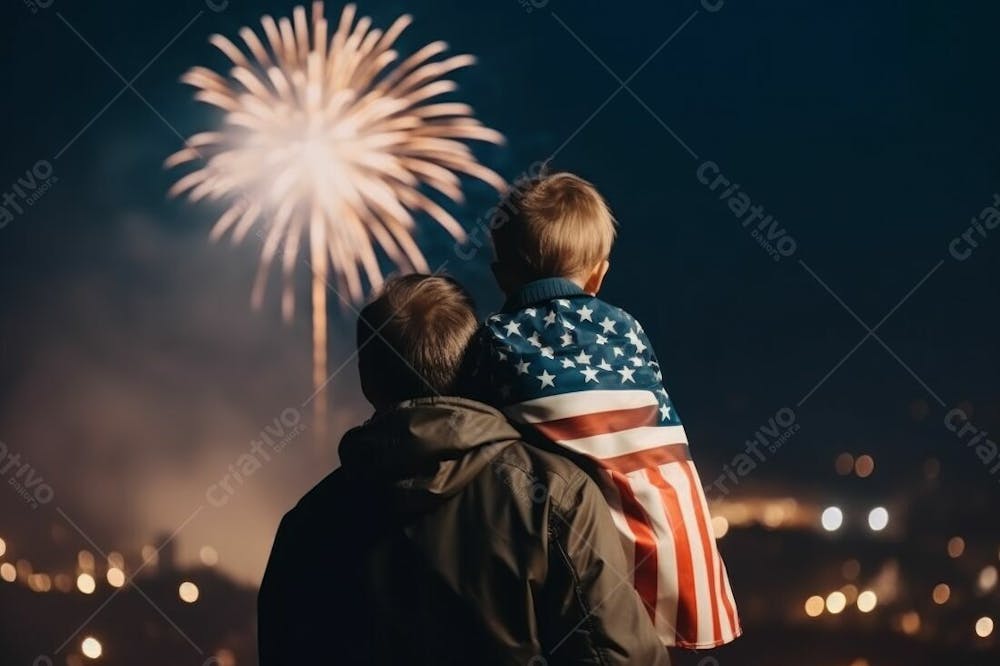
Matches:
[582,260,609,295]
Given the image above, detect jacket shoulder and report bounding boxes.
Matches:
[484,441,592,514]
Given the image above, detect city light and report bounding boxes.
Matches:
[106,567,125,588]
[900,611,921,635]
[932,583,950,605]
[857,590,877,613]
[0,562,15,582]
[711,516,729,539]
[826,591,847,614]
[854,455,875,478]
[179,581,199,603]
[821,506,843,532]
[0,536,5,557]
[76,572,96,594]
[947,536,965,558]
[978,566,998,592]
[975,616,994,638]
[835,453,854,475]
[81,636,102,659]
[805,595,825,617]
[867,507,889,532]
[199,545,219,567]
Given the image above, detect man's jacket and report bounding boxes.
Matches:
[257,397,669,665]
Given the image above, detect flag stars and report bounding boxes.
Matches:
[560,331,574,347]
[537,370,556,389]
[629,356,644,367]
[561,318,576,331]
[580,367,599,383]
[625,329,647,353]
[576,304,594,322]
[560,357,576,369]
[543,310,557,328]
[527,331,542,348]
[659,403,673,421]
[525,308,537,317]
[599,317,617,334]
[515,360,531,375]
[574,350,592,365]
[595,334,608,345]
[556,299,571,308]
[617,366,636,383]
[612,346,625,357]
[540,346,555,359]
[657,387,670,400]
[598,359,613,371]
[503,320,522,337]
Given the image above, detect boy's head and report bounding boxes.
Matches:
[490,170,616,296]
[356,274,478,409]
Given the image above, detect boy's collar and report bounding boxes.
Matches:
[501,277,587,312]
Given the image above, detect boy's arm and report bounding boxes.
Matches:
[543,471,671,665]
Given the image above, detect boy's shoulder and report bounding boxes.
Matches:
[485,294,642,335]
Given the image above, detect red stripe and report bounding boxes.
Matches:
[609,471,659,622]
[533,404,659,442]
[645,468,697,644]
[720,559,740,636]
[681,462,721,644]
[600,443,690,474]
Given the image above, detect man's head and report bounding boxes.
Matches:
[357,274,478,409]
[490,170,617,296]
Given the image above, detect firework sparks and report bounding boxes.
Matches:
[167,2,505,432]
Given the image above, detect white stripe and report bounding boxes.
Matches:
[552,425,688,459]
[625,469,680,645]
[506,389,657,422]
[659,462,714,647]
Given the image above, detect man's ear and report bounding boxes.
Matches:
[582,260,610,295]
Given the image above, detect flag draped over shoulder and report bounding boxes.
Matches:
[482,293,741,648]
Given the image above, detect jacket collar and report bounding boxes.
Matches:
[501,277,587,312]
[338,397,521,506]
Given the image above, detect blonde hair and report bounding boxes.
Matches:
[490,171,616,282]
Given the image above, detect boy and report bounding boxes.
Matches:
[476,171,741,648]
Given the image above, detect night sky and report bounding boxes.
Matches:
[1,0,998,662]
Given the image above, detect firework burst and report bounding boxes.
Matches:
[167,2,505,430]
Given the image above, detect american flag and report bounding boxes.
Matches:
[482,293,741,648]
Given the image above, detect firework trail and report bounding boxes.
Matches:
[167,2,505,434]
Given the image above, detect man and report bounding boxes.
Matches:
[258,274,668,665]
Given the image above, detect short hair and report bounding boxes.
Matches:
[490,170,616,281]
[356,274,478,405]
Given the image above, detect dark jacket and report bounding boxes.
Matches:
[257,397,669,665]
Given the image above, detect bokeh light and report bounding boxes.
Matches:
[901,611,921,635]
[867,507,889,531]
[978,566,997,592]
[835,453,854,475]
[106,567,125,588]
[821,506,843,531]
[826,591,847,614]
[0,562,15,583]
[76,572,96,594]
[932,583,950,604]
[804,595,825,617]
[0,536,5,557]
[199,545,219,567]
[179,581,199,603]
[854,455,875,478]
[857,590,877,613]
[947,536,965,558]
[975,616,994,638]
[81,636,102,659]
[711,516,729,539]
